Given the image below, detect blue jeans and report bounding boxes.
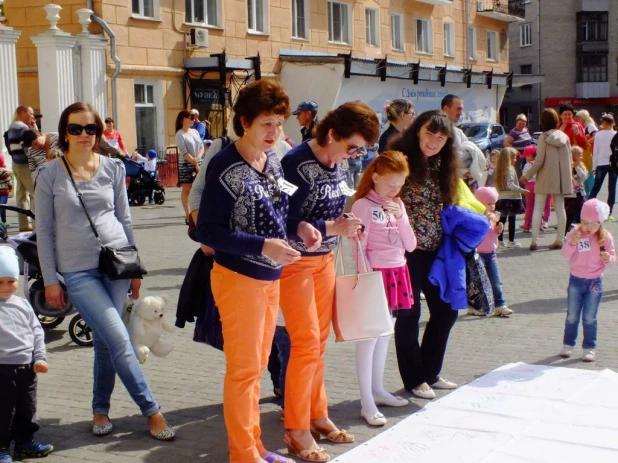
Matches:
[479,251,506,307]
[273,326,291,404]
[563,274,603,349]
[62,269,160,417]
[0,195,7,223]
[589,165,617,213]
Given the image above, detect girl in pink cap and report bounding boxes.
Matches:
[561,199,616,362]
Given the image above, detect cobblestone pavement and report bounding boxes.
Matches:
[8,189,618,462]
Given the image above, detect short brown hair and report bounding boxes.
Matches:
[57,102,104,152]
[540,108,559,132]
[313,101,380,146]
[232,80,291,137]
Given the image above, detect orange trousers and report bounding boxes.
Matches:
[279,253,336,430]
[211,263,279,463]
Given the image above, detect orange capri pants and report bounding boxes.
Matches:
[211,262,279,463]
[279,253,336,430]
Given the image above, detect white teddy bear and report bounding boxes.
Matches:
[128,296,174,363]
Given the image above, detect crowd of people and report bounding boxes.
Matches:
[1,86,617,463]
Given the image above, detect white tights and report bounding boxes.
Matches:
[355,335,397,416]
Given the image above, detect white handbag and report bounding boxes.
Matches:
[332,239,394,343]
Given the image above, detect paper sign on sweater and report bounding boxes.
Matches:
[371,207,387,224]
[277,178,298,196]
[578,238,591,253]
[338,180,356,197]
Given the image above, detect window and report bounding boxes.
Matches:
[520,23,531,46]
[520,64,532,74]
[328,1,351,44]
[391,14,404,51]
[132,0,157,18]
[247,0,268,33]
[185,0,220,26]
[578,54,608,82]
[577,11,608,42]
[365,8,379,47]
[292,0,308,39]
[521,106,532,123]
[415,18,432,54]
[486,30,498,61]
[443,22,454,57]
[134,83,159,154]
[467,26,477,60]
[0,3,4,20]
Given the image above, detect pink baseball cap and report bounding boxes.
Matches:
[520,145,537,159]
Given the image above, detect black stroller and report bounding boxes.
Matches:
[0,205,93,346]
[120,156,166,207]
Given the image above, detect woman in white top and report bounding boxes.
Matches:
[589,113,617,220]
[175,109,204,223]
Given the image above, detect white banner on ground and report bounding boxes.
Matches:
[332,363,618,463]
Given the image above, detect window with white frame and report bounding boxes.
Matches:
[185,0,220,26]
[365,8,379,47]
[292,0,308,39]
[467,26,477,59]
[444,21,455,57]
[415,18,432,54]
[391,14,404,51]
[328,1,351,44]
[132,0,158,18]
[134,82,160,154]
[0,3,4,20]
[520,23,531,46]
[247,0,268,33]
[486,30,498,61]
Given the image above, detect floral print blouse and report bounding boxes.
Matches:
[401,174,443,251]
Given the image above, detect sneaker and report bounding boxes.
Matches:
[499,241,506,248]
[494,306,513,317]
[13,441,54,459]
[606,215,615,222]
[541,221,549,230]
[559,345,573,358]
[508,241,522,248]
[521,228,531,233]
[582,350,596,362]
[467,308,486,316]
[0,448,12,463]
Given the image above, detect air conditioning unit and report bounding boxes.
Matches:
[186,27,209,49]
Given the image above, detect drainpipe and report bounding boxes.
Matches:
[536,0,541,131]
[86,0,121,126]
[465,0,470,69]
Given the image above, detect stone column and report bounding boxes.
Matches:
[76,9,108,118]
[31,4,77,133]
[0,2,21,153]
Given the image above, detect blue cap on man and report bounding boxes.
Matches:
[292,101,319,115]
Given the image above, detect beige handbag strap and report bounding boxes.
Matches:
[335,238,370,277]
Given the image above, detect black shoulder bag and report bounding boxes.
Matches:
[62,156,147,280]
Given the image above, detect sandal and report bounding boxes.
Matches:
[310,421,354,444]
[548,241,563,250]
[284,431,330,462]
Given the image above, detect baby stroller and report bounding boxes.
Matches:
[121,152,165,206]
[0,205,93,347]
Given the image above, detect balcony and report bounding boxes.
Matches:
[477,0,526,23]
[416,0,454,5]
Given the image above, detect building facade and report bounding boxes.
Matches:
[503,0,618,132]
[2,0,526,152]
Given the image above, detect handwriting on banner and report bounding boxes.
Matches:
[401,88,450,101]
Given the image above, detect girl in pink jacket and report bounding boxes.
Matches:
[561,199,616,362]
[350,150,417,427]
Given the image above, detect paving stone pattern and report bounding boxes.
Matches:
[10,189,618,462]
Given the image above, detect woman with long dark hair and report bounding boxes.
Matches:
[175,109,204,223]
[390,110,461,400]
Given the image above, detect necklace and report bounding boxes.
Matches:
[65,154,96,181]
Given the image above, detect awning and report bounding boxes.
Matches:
[545,97,618,107]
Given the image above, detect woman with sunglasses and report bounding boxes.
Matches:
[197,80,319,463]
[175,109,205,224]
[279,101,379,462]
[378,99,415,153]
[35,102,174,441]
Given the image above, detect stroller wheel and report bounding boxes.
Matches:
[68,315,93,347]
[130,191,146,207]
[38,315,65,329]
[154,191,165,205]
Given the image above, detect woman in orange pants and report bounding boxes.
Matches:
[280,102,380,462]
[197,80,321,463]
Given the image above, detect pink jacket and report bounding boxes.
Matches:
[351,190,417,270]
[562,228,616,279]
[477,219,499,254]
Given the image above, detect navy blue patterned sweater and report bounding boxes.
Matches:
[196,145,289,281]
[281,142,349,255]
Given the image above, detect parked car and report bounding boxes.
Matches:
[458,122,507,157]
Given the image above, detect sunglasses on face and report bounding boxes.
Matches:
[67,123,99,136]
[265,173,281,203]
[341,139,367,156]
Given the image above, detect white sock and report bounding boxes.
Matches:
[355,338,379,416]
[371,335,398,401]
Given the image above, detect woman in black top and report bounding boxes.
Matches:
[378,99,415,153]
